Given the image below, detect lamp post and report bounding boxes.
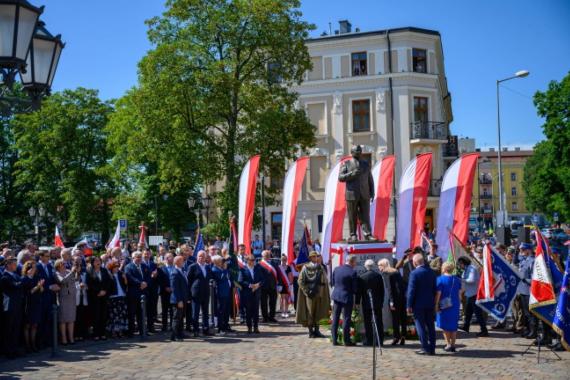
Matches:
[202,195,212,224]
[28,205,45,243]
[496,70,529,227]
[0,0,64,111]
[187,197,201,230]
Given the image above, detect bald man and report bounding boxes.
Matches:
[406,254,437,355]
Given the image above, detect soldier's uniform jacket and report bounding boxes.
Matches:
[338,158,374,201]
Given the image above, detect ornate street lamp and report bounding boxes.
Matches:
[202,195,212,224]
[0,0,43,87]
[20,20,64,108]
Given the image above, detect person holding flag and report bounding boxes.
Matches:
[552,255,570,351]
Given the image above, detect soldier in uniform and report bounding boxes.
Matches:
[296,251,330,338]
[338,145,375,242]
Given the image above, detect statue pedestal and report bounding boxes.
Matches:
[330,241,393,274]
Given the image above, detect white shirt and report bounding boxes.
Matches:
[111,273,126,298]
[247,265,255,280]
[199,264,207,277]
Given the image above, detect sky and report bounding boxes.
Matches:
[38,0,570,149]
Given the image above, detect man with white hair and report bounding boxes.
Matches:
[406,253,437,355]
[357,259,385,346]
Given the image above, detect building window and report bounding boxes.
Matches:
[482,188,489,196]
[317,214,323,233]
[511,187,517,196]
[413,97,429,123]
[271,212,282,240]
[412,48,427,73]
[352,99,370,132]
[512,202,518,211]
[511,172,517,181]
[351,52,367,76]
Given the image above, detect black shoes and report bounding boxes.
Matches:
[477,331,489,337]
[312,329,326,338]
[253,328,260,334]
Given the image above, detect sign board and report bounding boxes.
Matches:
[553,212,559,222]
[149,236,164,247]
[330,242,393,275]
[119,219,128,230]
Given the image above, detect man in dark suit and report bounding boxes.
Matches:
[406,254,437,355]
[170,255,190,341]
[181,244,196,332]
[259,250,281,323]
[142,248,159,332]
[331,255,359,346]
[238,254,265,333]
[36,250,59,347]
[124,251,150,337]
[357,259,385,346]
[1,258,24,358]
[338,145,375,241]
[158,252,175,331]
[187,250,212,336]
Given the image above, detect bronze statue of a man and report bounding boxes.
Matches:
[338,145,375,242]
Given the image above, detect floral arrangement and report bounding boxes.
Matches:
[319,308,365,344]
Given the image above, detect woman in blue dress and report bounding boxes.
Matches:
[435,261,462,352]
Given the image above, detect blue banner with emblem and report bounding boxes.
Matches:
[553,256,570,351]
[476,247,522,322]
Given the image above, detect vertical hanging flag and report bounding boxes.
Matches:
[476,243,495,303]
[529,226,558,325]
[553,255,570,351]
[435,153,479,260]
[281,156,309,265]
[238,155,260,254]
[320,156,351,264]
[369,155,395,241]
[395,153,432,259]
[138,222,148,249]
[54,226,65,248]
[107,220,122,249]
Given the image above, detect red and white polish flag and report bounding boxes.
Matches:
[238,155,260,255]
[320,156,351,264]
[108,220,121,249]
[395,153,432,259]
[434,153,479,260]
[54,226,65,248]
[281,156,309,265]
[369,155,395,241]
[476,243,495,302]
[138,223,148,249]
[530,228,556,308]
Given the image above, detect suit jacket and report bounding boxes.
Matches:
[331,264,358,304]
[170,268,190,304]
[338,157,374,201]
[108,271,127,297]
[238,264,265,299]
[260,259,282,291]
[406,264,437,310]
[158,265,175,293]
[1,271,24,312]
[142,259,158,289]
[385,270,406,306]
[36,261,56,302]
[187,263,212,302]
[125,262,150,298]
[86,267,112,300]
[357,269,385,310]
[212,266,232,298]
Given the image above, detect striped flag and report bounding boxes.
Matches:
[238,155,260,254]
[395,153,432,259]
[320,156,350,264]
[476,243,495,303]
[553,255,570,351]
[435,153,479,260]
[138,222,148,249]
[281,156,309,265]
[107,220,121,249]
[54,226,65,248]
[369,155,395,241]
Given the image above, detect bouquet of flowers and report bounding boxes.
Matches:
[320,308,365,344]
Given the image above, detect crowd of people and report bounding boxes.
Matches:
[1,226,567,360]
[0,238,299,359]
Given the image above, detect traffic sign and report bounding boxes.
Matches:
[119,219,127,229]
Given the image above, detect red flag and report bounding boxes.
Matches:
[138,222,148,249]
[54,226,65,248]
[476,243,495,302]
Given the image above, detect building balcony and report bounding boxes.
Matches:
[479,194,492,199]
[429,179,442,197]
[410,121,448,142]
[479,176,492,184]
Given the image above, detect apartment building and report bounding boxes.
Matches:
[263,21,456,242]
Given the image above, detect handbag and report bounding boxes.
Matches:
[438,277,455,310]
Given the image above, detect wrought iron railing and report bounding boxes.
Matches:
[410,121,447,140]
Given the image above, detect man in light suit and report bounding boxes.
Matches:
[338,145,375,241]
[330,255,359,346]
[170,256,190,341]
[407,254,437,355]
[187,250,212,336]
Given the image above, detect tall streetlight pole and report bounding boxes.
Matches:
[496,70,529,228]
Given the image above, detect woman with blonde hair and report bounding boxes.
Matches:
[435,261,462,352]
[55,258,79,345]
[378,258,407,345]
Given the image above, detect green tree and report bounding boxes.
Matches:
[12,88,115,241]
[523,72,570,222]
[107,0,316,231]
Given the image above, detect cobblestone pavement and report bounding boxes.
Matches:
[1,318,568,380]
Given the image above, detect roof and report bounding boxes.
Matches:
[307,27,441,43]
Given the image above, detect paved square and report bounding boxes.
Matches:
[1,320,568,379]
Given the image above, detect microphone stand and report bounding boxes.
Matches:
[367,289,382,380]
